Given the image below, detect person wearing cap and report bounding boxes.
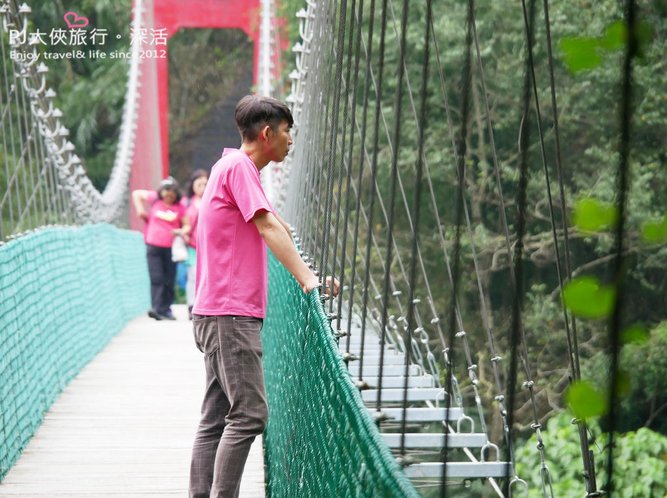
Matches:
[132,177,191,320]
[188,95,339,498]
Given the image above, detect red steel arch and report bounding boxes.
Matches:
[129,0,266,228]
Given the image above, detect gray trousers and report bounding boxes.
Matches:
[189,315,268,498]
[186,261,196,306]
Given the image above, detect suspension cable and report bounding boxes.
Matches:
[335,0,364,349]
[505,1,556,496]
[399,0,431,458]
[605,0,637,492]
[359,0,389,407]
[376,0,410,415]
[441,0,474,491]
[540,0,598,493]
[319,0,348,285]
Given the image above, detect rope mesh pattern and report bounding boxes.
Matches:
[0,224,149,480]
[262,251,419,498]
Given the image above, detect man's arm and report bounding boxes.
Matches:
[273,211,293,236]
[253,210,319,293]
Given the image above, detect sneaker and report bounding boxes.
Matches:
[148,309,162,320]
[160,310,176,321]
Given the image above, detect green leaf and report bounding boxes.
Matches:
[566,381,607,419]
[641,216,667,243]
[621,324,649,345]
[601,21,627,51]
[560,37,602,72]
[572,197,618,232]
[562,276,616,319]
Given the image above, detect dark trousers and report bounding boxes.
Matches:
[146,243,176,315]
[189,315,267,498]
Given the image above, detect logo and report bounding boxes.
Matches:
[63,12,89,29]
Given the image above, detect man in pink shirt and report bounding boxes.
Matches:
[189,96,338,498]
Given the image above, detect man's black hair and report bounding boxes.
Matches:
[235,95,294,142]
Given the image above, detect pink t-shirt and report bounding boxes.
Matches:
[192,149,273,318]
[144,191,187,248]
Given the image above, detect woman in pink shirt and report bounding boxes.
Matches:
[183,169,209,318]
[132,177,190,320]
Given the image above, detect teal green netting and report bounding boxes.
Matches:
[263,253,420,498]
[0,224,149,480]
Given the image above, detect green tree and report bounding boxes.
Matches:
[515,412,667,497]
[583,321,667,434]
[30,0,132,191]
[347,0,667,437]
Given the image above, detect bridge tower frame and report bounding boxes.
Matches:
[130,0,283,228]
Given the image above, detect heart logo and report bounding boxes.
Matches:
[63,11,89,29]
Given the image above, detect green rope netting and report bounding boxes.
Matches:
[0,224,149,480]
[263,253,420,498]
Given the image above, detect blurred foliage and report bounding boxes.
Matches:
[583,321,667,434]
[515,412,667,497]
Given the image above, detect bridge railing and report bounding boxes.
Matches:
[0,224,149,480]
[263,250,420,498]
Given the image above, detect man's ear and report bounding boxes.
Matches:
[260,125,272,141]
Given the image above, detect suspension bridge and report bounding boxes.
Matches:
[1,0,656,496]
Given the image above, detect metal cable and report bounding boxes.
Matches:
[376,0,410,414]
[351,11,446,382]
[464,4,516,457]
[358,0,388,398]
[441,0,474,491]
[540,0,597,493]
[319,0,347,282]
[505,0,547,496]
[329,0,356,319]
[605,0,637,492]
[399,0,431,458]
[336,0,365,348]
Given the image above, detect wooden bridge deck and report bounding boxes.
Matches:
[0,305,265,497]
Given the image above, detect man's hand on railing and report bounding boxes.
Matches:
[302,275,320,294]
[302,275,340,297]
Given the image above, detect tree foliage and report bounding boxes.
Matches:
[167,28,254,182]
[339,0,667,438]
[29,0,132,191]
[515,412,667,498]
[583,321,667,434]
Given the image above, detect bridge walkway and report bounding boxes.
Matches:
[0,305,265,497]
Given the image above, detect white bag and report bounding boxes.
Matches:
[171,235,188,262]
